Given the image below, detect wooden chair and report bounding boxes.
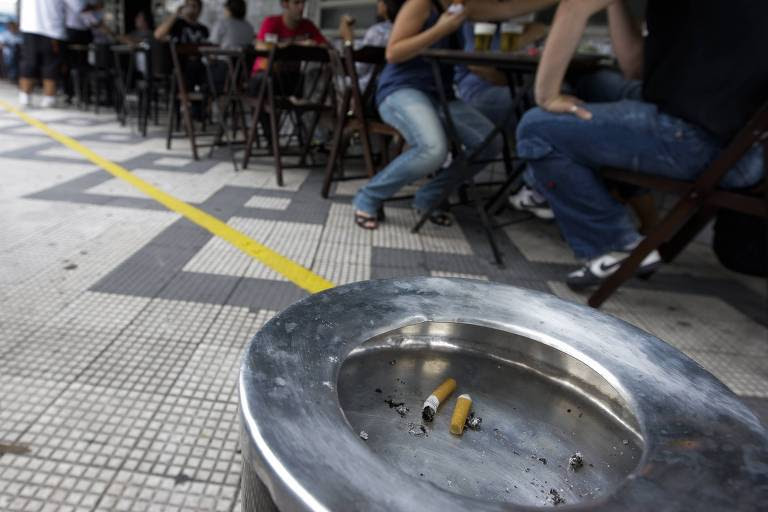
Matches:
[242,45,334,186]
[321,44,403,198]
[589,101,768,308]
[168,41,217,160]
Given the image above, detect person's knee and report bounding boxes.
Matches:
[415,132,449,171]
[516,108,561,161]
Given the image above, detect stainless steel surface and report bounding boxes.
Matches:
[338,323,641,506]
[239,278,768,511]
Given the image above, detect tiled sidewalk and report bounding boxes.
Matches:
[0,83,766,511]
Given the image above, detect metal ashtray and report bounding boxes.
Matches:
[239,278,768,511]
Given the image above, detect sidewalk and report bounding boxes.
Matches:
[0,82,765,511]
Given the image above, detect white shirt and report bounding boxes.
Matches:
[20,0,86,40]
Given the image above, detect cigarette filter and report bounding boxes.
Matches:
[422,377,457,422]
[450,394,473,435]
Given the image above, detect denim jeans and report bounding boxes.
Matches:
[517,80,764,260]
[353,87,501,215]
[466,85,517,133]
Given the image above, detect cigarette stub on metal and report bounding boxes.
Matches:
[450,394,473,435]
[422,377,457,422]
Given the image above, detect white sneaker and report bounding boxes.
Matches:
[40,95,57,108]
[566,249,662,290]
[18,92,30,107]
[508,185,555,220]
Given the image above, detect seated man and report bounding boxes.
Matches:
[248,0,329,142]
[516,0,767,289]
[154,0,209,43]
[249,0,328,87]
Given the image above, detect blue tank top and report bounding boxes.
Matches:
[375,10,461,106]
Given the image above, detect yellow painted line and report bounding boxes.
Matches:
[0,100,335,294]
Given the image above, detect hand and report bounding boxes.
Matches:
[340,15,356,27]
[539,94,593,120]
[434,9,467,37]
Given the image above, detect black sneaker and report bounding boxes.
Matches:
[566,249,662,290]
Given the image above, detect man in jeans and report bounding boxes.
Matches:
[516,0,767,289]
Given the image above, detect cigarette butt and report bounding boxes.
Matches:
[422,377,457,422]
[450,394,473,435]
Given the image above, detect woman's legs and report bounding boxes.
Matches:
[412,98,501,211]
[353,88,448,216]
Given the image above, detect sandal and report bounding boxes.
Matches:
[354,208,384,230]
[416,208,453,227]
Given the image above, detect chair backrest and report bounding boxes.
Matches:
[345,45,386,117]
[168,41,216,98]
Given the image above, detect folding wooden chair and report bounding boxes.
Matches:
[589,100,768,308]
[321,45,403,199]
[168,41,217,160]
[242,45,334,186]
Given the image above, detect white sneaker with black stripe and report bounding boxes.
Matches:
[508,185,554,220]
[566,249,662,290]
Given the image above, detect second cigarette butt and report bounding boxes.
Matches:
[450,394,473,435]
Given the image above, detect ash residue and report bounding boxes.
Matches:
[395,404,409,417]
[538,457,547,464]
[408,423,428,437]
[549,488,566,506]
[384,399,405,408]
[388,359,397,366]
[464,412,482,431]
[422,406,435,422]
[568,452,584,470]
[359,431,369,441]
[374,388,382,394]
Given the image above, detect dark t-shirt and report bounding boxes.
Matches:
[169,18,209,43]
[643,0,768,143]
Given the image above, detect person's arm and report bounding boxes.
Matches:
[339,15,355,44]
[154,14,178,40]
[534,0,613,119]
[386,0,466,63]
[465,0,558,22]
[607,0,643,79]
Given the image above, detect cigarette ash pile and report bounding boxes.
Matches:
[549,488,566,506]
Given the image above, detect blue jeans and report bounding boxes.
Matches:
[466,85,517,132]
[353,87,501,215]
[517,87,764,260]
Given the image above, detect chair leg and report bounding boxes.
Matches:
[588,197,700,308]
[182,101,199,160]
[321,120,346,198]
[267,86,283,186]
[658,204,718,263]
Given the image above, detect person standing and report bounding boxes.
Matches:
[18,0,86,107]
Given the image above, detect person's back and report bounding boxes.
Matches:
[211,0,254,49]
[211,17,254,49]
[642,0,768,143]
